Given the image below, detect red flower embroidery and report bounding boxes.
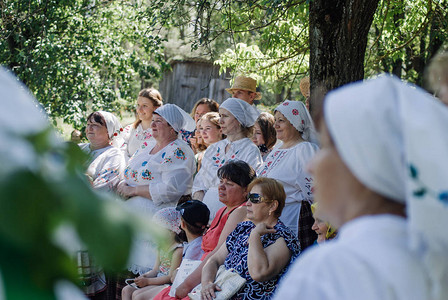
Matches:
[120,128,123,131]
[113,132,118,136]
[302,120,305,124]
[292,109,299,115]
[283,102,289,106]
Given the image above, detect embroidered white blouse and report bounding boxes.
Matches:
[123,138,195,208]
[79,143,126,191]
[120,123,155,160]
[192,138,262,219]
[257,141,318,233]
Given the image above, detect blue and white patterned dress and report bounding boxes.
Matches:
[224,220,301,300]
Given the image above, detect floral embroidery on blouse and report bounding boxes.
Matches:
[258,150,287,176]
[124,166,139,182]
[211,146,241,168]
[180,129,193,144]
[212,147,226,168]
[95,168,119,184]
[174,148,186,160]
[141,169,154,180]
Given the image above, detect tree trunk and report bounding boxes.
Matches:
[309,0,380,111]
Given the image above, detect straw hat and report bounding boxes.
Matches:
[226,76,262,100]
[299,76,310,98]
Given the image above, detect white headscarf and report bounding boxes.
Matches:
[274,100,319,144]
[154,104,195,133]
[220,98,259,127]
[324,74,448,300]
[96,111,122,139]
[96,111,123,147]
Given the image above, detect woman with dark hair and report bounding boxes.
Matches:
[274,76,447,300]
[79,111,125,191]
[201,177,301,300]
[190,98,220,123]
[121,88,163,160]
[78,110,126,298]
[252,112,277,161]
[154,161,256,300]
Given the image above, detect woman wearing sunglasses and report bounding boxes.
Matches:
[201,177,301,300]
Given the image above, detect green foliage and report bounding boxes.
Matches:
[159,0,447,94]
[0,124,148,299]
[365,0,447,85]
[0,0,168,128]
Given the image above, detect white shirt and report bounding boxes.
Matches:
[192,138,262,219]
[274,215,430,300]
[79,143,125,191]
[123,138,196,208]
[120,123,155,160]
[257,141,318,233]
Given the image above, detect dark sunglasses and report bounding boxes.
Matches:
[247,193,273,204]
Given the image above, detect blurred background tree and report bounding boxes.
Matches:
[141,0,446,106]
[0,0,168,128]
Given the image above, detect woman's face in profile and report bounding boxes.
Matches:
[311,217,329,244]
[252,122,265,146]
[219,108,240,136]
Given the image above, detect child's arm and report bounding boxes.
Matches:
[135,247,183,287]
[167,246,183,283]
[142,253,161,278]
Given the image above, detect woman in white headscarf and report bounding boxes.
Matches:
[117,104,196,275]
[117,104,196,214]
[257,100,319,248]
[77,110,126,297]
[275,75,448,300]
[79,111,126,192]
[192,97,263,220]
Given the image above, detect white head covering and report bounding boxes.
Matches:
[220,97,259,127]
[274,100,319,144]
[96,111,122,139]
[95,111,123,147]
[154,104,195,133]
[324,74,448,299]
[152,207,181,234]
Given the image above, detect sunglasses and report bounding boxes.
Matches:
[247,193,273,204]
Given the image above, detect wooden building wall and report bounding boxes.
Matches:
[159,60,230,113]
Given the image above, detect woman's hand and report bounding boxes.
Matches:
[251,223,276,237]
[175,282,193,298]
[200,282,222,300]
[117,181,135,199]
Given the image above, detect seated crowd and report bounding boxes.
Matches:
[77,65,448,300]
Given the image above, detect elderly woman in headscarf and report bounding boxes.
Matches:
[77,110,126,297]
[192,97,262,220]
[311,202,337,244]
[117,104,196,275]
[79,111,126,192]
[257,100,319,248]
[275,75,448,300]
